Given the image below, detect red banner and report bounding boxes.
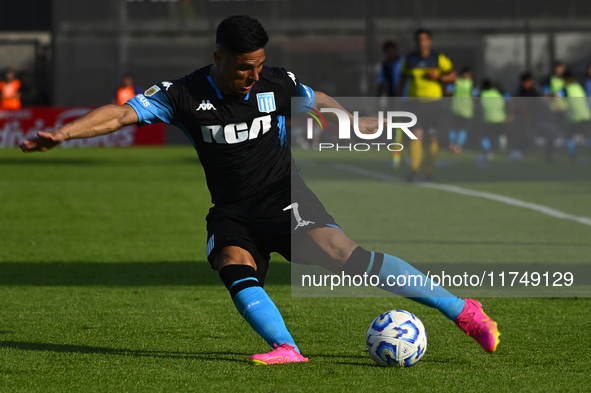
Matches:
[0,107,166,148]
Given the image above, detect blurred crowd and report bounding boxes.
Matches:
[376,34,591,167]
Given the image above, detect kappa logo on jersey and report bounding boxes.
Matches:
[257,92,276,113]
[283,203,315,230]
[197,100,216,111]
[287,71,297,85]
[201,115,271,144]
[162,81,173,91]
[144,85,160,97]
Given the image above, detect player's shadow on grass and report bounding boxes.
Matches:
[0,341,247,363]
[312,353,467,367]
[0,261,291,286]
[308,353,380,368]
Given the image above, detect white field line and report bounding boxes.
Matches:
[331,163,591,227]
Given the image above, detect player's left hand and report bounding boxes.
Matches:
[19,130,66,153]
[426,69,439,80]
[356,116,386,134]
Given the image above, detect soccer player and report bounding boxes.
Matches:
[479,79,508,160]
[560,71,591,161]
[397,29,456,182]
[542,62,567,162]
[447,66,477,154]
[585,64,591,108]
[376,41,405,98]
[20,16,499,364]
[543,61,566,97]
[376,41,406,168]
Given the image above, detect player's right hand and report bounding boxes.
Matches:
[19,131,66,153]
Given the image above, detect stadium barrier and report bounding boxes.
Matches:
[0,107,165,148]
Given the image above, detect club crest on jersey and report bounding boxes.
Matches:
[144,85,160,97]
[256,92,276,113]
[197,100,216,111]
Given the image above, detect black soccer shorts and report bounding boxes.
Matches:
[205,173,338,284]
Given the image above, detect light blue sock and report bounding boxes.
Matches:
[457,129,468,147]
[448,129,458,144]
[481,137,492,151]
[566,138,576,157]
[233,286,300,353]
[371,253,465,321]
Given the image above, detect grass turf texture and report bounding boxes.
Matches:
[1,146,590,392]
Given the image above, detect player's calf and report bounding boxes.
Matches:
[219,264,303,358]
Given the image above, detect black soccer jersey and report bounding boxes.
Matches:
[127,65,315,204]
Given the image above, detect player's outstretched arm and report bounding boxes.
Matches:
[313,91,383,134]
[19,104,139,153]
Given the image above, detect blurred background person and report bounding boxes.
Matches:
[517,72,540,97]
[542,61,567,162]
[447,66,477,154]
[543,61,566,97]
[584,63,591,109]
[376,40,406,168]
[513,72,542,159]
[0,68,22,110]
[398,29,456,181]
[479,79,507,160]
[112,73,143,105]
[560,71,591,161]
[376,40,404,98]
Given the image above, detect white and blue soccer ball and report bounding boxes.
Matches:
[367,310,427,367]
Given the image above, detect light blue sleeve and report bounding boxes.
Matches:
[292,83,316,113]
[126,86,177,126]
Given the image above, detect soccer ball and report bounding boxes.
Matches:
[366,310,427,367]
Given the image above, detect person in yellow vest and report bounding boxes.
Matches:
[0,68,22,110]
[540,62,568,162]
[544,61,566,97]
[397,28,456,182]
[112,73,143,105]
[479,79,507,160]
[560,71,591,161]
[447,66,476,154]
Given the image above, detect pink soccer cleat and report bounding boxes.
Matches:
[248,344,309,365]
[455,299,500,353]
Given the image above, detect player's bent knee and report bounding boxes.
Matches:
[213,246,257,272]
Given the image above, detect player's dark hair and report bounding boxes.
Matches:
[461,66,472,75]
[563,70,573,80]
[216,15,269,55]
[382,40,397,52]
[520,71,532,82]
[414,28,432,41]
[481,79,493,90]
[553,61,564,68]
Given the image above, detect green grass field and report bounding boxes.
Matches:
[1,146,590,392]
